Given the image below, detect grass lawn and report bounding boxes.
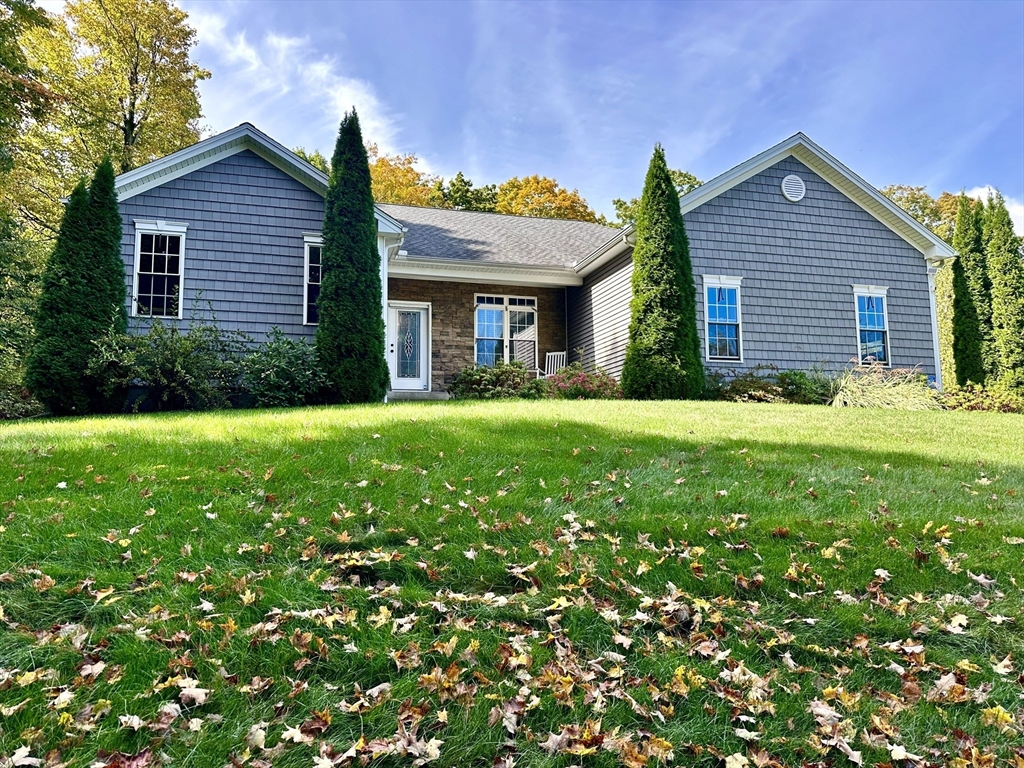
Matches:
[1,400,1022,768]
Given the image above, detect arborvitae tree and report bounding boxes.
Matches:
[949,194,986,385]
[622,144,703,399]
[984,191,1024,391]
[87,157,127,336]
[955,197,995,377]
[24,181,95,413]
[316,110,389,403]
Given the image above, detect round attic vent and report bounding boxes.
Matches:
[781,174,806,202]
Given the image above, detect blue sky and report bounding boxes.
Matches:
[179,0,1023,229]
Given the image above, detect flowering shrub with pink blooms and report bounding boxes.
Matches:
[545,362,622,400]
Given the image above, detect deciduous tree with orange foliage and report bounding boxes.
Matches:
[495,174,601,222]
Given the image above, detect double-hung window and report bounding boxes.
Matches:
[304,234,322,325]
[853,285,889,365]
[474,294,537,368]
[133,220,187,318]
[703,276,742,361]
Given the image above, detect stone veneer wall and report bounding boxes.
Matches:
[388,278,567,392]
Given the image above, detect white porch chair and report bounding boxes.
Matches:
[538,351,567,379]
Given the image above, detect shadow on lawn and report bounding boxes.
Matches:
[5,404,1023,528]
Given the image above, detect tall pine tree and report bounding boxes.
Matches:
[956,197,995,377]
[316,110,389,403]
[24,158,128,413]
[88,157,127,336]
[622,144,703,399]
[24,181,94,413]
[984,191,1024,391]
[949,194,986,385]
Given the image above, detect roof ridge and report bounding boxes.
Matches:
[377,202,620,229]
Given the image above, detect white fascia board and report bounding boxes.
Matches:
[574,229,635,276]
[375,208,408,235]
[676,134,808,215]
[788,140,956,259]
[390,257,582,287]
[671,132,956,262]
[115,122,407,235]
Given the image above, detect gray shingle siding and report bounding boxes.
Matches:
[118,149,324,342]
[569,156,936,380]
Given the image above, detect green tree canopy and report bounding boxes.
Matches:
[430,172,498,212]
[294,147,330,175]
[0,211,43,387]
[316,109,389,403]
[0,0,50,173]
[612,168,702,227]
[984,191,1024,391]
[621,144,702,400]
[5,0,209,231]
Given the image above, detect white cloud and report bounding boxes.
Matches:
[965,186,1024,236]
[183,3,398,155]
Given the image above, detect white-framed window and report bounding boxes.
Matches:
[474,294,538,368]
[852,284,890,365]
[132,220,188,318]
[702,275,743,361]
[303,233,322,325]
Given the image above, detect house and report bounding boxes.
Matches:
[113,124,956,398]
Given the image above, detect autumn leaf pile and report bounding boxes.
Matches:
[0,401,1022,768]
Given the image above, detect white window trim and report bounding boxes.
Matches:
[852,284,891,367]
[702,275,743,363]
[131,219,188,320]
[303,233,323,326]
[473,293,539,369]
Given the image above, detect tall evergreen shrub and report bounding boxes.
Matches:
[316,110,389,402]
[88,157,127,335]
[984,192,1024,391]
[949,194,986,386]
[24,182,94,413]
[621,144,703,399]
[954,196,995,378]
[24,158,127,413]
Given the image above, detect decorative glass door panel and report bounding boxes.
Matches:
[388,305,429,391]
[397,311,421,379]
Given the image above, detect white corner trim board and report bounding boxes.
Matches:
[926,266,943,391]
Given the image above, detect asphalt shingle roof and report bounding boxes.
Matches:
[377,204,621,269]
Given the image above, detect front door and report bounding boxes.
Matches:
[387,304,429,391]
